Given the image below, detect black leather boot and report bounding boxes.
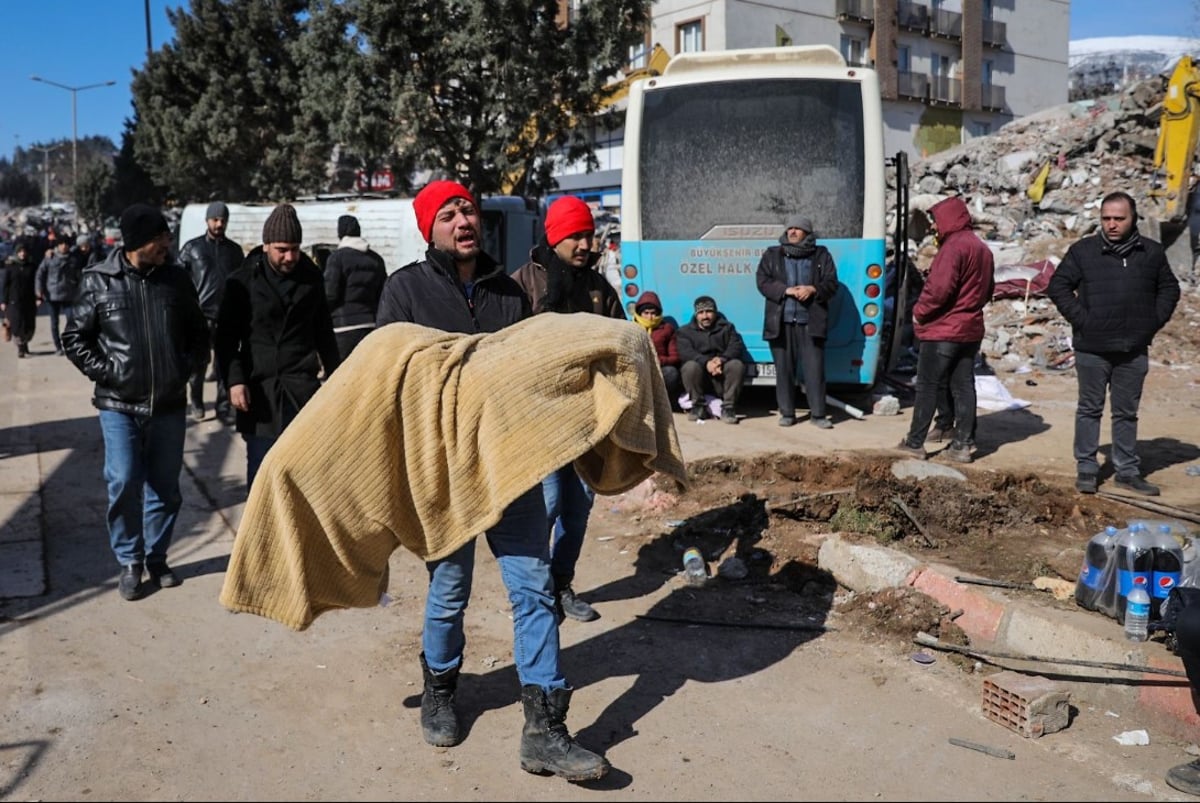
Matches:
[118,563,143,601]
[419,653,461,747]
[519,685,610,781]
[553,574,598,622]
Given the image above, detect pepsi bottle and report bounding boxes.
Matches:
[1076,525,1119,611]
[1151,524,1183,620]
[1115,523,1154,622]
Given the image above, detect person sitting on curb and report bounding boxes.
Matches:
[633,290,682,407]
[676,295,746,424]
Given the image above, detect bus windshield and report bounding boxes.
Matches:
[639,78,866,241]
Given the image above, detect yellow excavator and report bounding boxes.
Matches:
[1148,55,1200,224]
[500,44,671,194]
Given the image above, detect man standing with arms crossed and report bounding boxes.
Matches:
[376,180,609,782]
[178,201,243,424]
[1047,191,1180,496]
[62,204,209,600]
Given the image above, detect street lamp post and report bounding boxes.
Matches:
[30,76,116,203]
[31,144,62,203]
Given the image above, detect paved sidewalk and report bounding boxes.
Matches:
[1,319,1197,749]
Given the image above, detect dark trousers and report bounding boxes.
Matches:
[660,364,683,408]
[47,299,70,351]
[189,319,229,415]
[334,327,373,361]
[1177,605,1200,712]
[769,323,827,419]
[905,339,979,449]
[681,359,745,411]
[1073,349,1148,478]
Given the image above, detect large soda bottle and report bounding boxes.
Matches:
[1075,525,1120,611]
[1114,523,1154,622]
[1150,523,1184,620]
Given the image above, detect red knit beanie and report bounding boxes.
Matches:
[413,180,476,243]
[543,196,595,246]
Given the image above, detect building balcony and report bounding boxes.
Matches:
[897,71,929,100]
[929,75,962,106]
[930,8,962,40]
[897,1,928,33]
[981,82,1006,111]
[982,19,1007,48]
[836,0,874,23]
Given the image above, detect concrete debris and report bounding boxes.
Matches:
[889,72,1200,382]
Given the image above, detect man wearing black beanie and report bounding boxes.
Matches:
[62,203,209,601]
[214,202,340,493]
[324,213,386,360]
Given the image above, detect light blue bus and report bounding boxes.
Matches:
[619,45,909,392]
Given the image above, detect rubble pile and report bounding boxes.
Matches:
[895,73,1199,379]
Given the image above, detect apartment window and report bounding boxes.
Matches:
[897,45,911,73]
[983,0,994,20]
[983,59,994,86]
[933,53,950,79]
[677,19,704,53]
[840,34,867,66]
[971,121,991,137]
[629,41,648,70]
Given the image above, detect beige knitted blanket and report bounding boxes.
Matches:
[218,313,687,630]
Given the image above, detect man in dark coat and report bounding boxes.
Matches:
[375,180,608,782]
[755,215,840,429]
[896,196,995,464]
[61,204,209,600]
[213,203,340,493]
[1047,191,1180,496]
[676,295,747,423]
[324,214,387,360]
[178,201,243,424]
[2,239,39,358]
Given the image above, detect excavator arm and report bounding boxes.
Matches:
[1148,56,1200,223]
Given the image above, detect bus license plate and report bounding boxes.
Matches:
[756,363,775,379]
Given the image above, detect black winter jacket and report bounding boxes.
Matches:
[178,234,244,319]
[62,248,208,416]
[376,248,530,333]
[1047,233,1180,354]
[676,313,747,365]
[213,248,341,438]
[324,238,387,328]
[755,240,840,341]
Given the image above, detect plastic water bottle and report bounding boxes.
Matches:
[1151,524,1184,619]
[682,547,707,586]
[1124,585,1151,642]
[1076,525,1120,611]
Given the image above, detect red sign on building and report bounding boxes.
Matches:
[355,169,395,192]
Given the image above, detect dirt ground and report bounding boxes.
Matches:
[5,293,1200,800]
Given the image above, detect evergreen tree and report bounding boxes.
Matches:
[111,118,170,211]
[131,0,324,201]
[76,161,116,228]
[351,0,651,196]
[0,171,41,208]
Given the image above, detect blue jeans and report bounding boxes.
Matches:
[98,408,187,567]
[1073,349,1148,478]
[244,434,276,492]
[423,485,565,690]
[543,464,596,582]
[905,339,979,448]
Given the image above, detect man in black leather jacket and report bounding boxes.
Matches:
[62,204,209,602]
[178,201,243,424]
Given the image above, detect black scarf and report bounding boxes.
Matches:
[1100,228,1141,259]
[780,233,817,259]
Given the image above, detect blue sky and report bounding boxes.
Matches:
[2,0,1199,161]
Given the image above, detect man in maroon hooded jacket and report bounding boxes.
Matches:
[896,196,995,463]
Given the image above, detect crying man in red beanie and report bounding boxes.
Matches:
[510,196,625,626]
